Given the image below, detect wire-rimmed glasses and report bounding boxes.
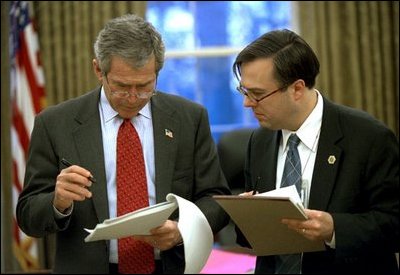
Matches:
[104,74,156,99]
[236,84,285,103]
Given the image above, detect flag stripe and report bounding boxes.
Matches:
[12,159,23,194]
[17,31,44,114]
[11,124,29,193]
[24,22,45,86]
[10,1,46,270]
[13,217,21,244]
[12,100,30,156]
[15,65,36,135]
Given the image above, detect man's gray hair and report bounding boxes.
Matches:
[94,14,165,74]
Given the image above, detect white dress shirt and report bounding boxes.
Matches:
[98,87,156,263]
[275,90,335,248]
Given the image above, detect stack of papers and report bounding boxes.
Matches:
[84,193,213,274]
[84,201,177,241]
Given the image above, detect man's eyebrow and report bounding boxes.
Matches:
[109,78,154,86]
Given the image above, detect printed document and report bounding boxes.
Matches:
[84,193,213,274]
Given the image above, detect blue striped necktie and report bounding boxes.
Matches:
[281,134,302,192]
[276,134,302,274]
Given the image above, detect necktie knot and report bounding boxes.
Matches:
[287,134,301,149]
[281,133,302,192]
[120,118,132,128]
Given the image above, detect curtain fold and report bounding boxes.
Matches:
[34,1,147,106]
[297,1,398,136]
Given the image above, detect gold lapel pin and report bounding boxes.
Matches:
[328,155,336,164]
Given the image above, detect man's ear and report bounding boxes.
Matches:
[292,79,306,100]
[92,59,103,82]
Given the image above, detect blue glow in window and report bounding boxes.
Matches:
[147,1,291,141]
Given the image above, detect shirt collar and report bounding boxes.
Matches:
[281,89,323,152]
[139,100,152,120]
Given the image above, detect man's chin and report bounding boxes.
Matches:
[118,109,140,119]
[258,120,276,130]
[257,119,268,128]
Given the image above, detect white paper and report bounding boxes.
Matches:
[84,201,177,241]
[255,185,301,202]
[166,194,213,274]
[256,185,306,217]
[84,193,213,274]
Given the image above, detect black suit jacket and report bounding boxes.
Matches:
[237,97,399,274]
[17,88,231,274]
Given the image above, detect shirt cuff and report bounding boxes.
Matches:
[325,231,336,249]
[53,203,73,219]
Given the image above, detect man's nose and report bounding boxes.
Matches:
[243,96,256,108]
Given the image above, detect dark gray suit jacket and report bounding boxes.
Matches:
[17,88,231,274]
[237,97,399,274]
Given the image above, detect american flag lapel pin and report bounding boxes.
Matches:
[165,129,173,138]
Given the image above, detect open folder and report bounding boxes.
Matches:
[213,186,325,256]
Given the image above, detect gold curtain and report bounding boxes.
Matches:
[34,1,147,106]
[296,1,399,136]
[1,1,146,272]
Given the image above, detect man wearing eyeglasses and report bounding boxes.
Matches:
[17,14,231,274]
[233,29,399,274]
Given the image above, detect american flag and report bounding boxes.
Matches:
[9,1,46,270]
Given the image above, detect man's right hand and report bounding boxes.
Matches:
[239,191,257,196]
[53,165,93,212]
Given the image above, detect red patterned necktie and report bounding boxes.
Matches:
[117,119,155,274]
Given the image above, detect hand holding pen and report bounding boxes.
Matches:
[61,158,96,183]
[53,158,95,213]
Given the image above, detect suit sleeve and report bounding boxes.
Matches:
[191,107,231,234]
[235,131,253,248]
[332,127,399,257]
[16,114,70,238]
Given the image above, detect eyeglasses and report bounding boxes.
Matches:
[236,84,285,103]
[104,75,156,99]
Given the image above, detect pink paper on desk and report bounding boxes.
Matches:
[200,248,256,274]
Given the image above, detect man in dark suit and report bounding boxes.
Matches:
[232,29,399,274]
[16,14,230,274]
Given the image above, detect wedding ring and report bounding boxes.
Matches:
[302,228,306,233]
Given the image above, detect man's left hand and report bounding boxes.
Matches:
[281,209,334,242]
[134,219,183,251]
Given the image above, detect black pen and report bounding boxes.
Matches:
[61,158,97,183]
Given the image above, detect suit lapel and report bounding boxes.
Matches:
[151,93,179,203]
[308,99,343,211]
[252,130,280,193]
[72,89,109,223]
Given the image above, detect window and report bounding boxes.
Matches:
[147,1,292,141]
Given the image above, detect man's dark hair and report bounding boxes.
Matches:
[233,29,320,89]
